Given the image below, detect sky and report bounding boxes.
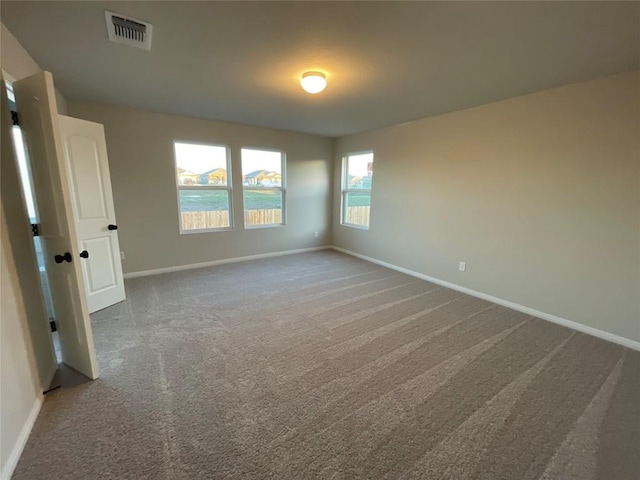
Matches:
[347,152,373,177]
[174,143,282,175]
[240,148,281,175]
[174,143,227,174]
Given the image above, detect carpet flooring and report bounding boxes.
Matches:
[13,250,639,479]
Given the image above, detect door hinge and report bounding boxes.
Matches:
[49,320,57,332]
[11,110,19,126]
[31,223,40,237]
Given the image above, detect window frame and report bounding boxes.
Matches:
[341,150,374,230]
[173,140,234,234]
[240,146,287,229]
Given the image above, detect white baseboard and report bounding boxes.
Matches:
[1,395,43,480]
[332,246,640,351]
[124,246,331,279]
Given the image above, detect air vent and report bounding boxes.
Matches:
[105,10,153,50]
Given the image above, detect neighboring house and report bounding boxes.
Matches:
[177,168,200,185]
[263,171,282,186]
[243,170,281,186]
[201,168,227,185]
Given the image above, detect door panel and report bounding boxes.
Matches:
[82,236,117,292]
[14,71,99,380]
[67,135,108,219]
[58,115,125,313]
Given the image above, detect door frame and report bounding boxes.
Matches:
[1,73,57,390]
[9,70,100,380]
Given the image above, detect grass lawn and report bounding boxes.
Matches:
[346,192,372,207]
[179,189,371,212]
[179,189,282,211]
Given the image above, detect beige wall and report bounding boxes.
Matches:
[1,23,39,80]
[0,203,42,479]
[333,71,640,343]
[1,22,67,114]
[67,102,333,274]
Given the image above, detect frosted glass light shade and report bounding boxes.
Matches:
[301,72,327,94]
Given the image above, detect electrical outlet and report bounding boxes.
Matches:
[120,251,125,260]
[314,231,319,238]
[459,261,466,272]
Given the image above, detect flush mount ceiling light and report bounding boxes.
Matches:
[301,71,327,94]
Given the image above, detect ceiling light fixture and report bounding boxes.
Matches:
[301,71,327,94]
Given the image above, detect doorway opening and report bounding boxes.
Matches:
[5,79,61,363]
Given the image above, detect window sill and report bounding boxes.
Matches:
[179,227,234,235]
[244,223,287,230]
[340,223,370,231]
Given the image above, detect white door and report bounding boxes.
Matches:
[58,116,125,313]
[14,71,99,379]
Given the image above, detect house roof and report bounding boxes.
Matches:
[2,2,638,136]
[201,168,226,176]
[244,170,277,179]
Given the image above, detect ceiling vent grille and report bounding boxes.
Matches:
[105,10,153,50]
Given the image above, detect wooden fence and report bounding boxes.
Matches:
[181,211,230,230]
[181,209,281,230]
[345,206,370,227]
[244,209,281,226]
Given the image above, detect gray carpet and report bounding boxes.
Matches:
[13,250,640,479]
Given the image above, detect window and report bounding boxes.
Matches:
[241,148,286,227]
[174,142,232,233]
[341,151,374,229]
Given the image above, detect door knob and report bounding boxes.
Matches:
[79,250,89,259]
[54,252,72,264]
[108,224,118,230]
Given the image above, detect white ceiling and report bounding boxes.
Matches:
[2,1,639,137]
